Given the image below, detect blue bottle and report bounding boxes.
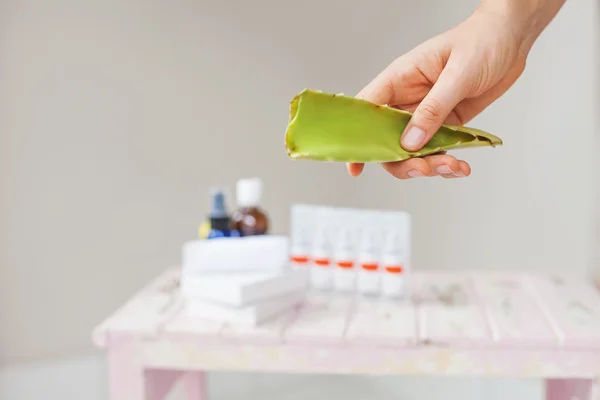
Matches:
[206,189,240,239]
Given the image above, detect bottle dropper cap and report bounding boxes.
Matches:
[210,188,228,218]
[236,178,263,208]
[209,188,231,232]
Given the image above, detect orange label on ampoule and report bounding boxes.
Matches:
[385,265,404,274]
[291,255,309,264]
[361,263,379,271]
[314,258,331,267]
[336,260,354,269]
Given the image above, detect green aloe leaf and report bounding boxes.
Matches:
[285,89,502,163]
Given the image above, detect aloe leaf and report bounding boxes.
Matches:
[285,89,502,163]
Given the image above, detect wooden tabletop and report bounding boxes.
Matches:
[93,268,600,378]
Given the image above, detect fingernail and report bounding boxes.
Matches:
[435,165,454,175]
[402,126,426,149]
[407,170,424,178]
[453,170,465,177]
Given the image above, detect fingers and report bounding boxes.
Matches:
[347,162,364,177]
[401,58,469,151]
[382,154,471,180]
[382,158,432,179]
[425,154,469,178]
[349,45,472,178]
[456,160,471,176]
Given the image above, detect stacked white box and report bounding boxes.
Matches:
[187,289,305,325]
[182,235,290,274]
[180,235,308,325]
[289,204,411,299]
[181,270,309,306]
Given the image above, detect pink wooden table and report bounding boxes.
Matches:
[93,268,600,400]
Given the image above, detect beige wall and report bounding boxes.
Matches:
[0,0,597,364]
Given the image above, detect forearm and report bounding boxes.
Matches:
[477,0,566,53]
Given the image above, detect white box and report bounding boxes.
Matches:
[182,235,289,273]
[186,289,305,325]
[181,269,309,306]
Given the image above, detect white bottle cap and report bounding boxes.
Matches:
[236,178,263,208]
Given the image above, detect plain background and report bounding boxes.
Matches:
[0,0,598,374]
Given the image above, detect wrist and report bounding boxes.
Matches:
[476,0,566,54]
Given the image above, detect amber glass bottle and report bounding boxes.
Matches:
[232,178,269,236]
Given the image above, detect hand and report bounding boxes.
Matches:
[348,0,565,179]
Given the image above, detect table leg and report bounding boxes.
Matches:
[108,337,182,400]
[145,370,183,400]
[181,371,208,400]
[108,339,145,400]
[545,378,594,400]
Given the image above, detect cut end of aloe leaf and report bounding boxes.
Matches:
[284,89,503,163]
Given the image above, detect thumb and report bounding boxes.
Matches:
[401,64,468,151]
